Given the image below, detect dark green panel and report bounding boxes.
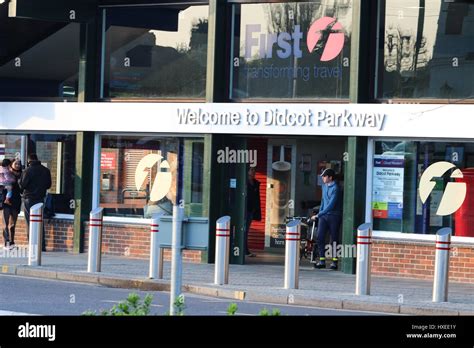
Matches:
[73,132,95,253]
[207,134,220,263]
[9,0,97,22]
[349,0,377,103]
[207,135,246,265]
[206,0,227,102]
[231,137,247,265]
[343,0,376,273]
[341,136,368,274]
[78,19,100,102]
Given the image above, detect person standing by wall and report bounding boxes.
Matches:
[313,168,342,270]
[19,153,52,251]
[0,159,15,206]
[2,159,22,249]
[245,166,261,258]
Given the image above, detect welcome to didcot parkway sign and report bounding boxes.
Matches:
[177,107,386,130]
[1,103,474,139]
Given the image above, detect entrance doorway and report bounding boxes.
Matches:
[246,136,346,264]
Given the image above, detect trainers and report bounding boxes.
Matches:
[314,261,326,269]
[330,262,338,270]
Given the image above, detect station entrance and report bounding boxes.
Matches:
[211,134,347,265]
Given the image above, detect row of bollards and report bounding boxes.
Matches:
[26,206,453,304]
[354,223,451,303]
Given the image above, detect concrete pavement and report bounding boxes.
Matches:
[2,250,474,315]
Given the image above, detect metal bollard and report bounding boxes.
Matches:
[170,205,184,315]
[28,203,44,266]
[87,207,104,273]
[284,220,300,289]
[355,223,372,296]
[214,216,231,285]
[149,214,162,279]
[433,228,451,303]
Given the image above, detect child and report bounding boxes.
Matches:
[0,159,15,205]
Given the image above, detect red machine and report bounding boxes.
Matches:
[455,168,474,237]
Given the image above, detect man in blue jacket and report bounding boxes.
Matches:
[313,168,342,270]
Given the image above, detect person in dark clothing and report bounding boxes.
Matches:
[312,168,342,270]
[2,159,22,249]
[245,166,261,257]
[19,153,52,251]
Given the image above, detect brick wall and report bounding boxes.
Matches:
[12,217,205,263]
[372,239,474,283]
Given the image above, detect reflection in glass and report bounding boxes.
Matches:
[231,1,352,99]
[100,136,205,218]
[104,5,208,99]
[379,0,474,100]
[0,15,79,100]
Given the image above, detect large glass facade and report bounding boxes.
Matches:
[0,2,79,100]
[231,1,352,100]
[103,5,209,99]
[100,135,205,218]
[378,0,474,100]
[372,140,474,237]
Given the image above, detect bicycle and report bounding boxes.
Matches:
[285,212,319,264]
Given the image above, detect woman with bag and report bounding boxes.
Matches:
[2,159,22,249]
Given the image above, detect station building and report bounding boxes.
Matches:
[1,0,474,282]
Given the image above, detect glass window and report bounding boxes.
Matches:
[230,1,352,100]
[372,140,474,237]
[0,8,80,100]
[0,135,21,161]
[378,0,474,100]
[28,134,76,214]
[191,142,204,204]
[100,135,205,218]
[103,5,209,99]
[0,134,76,214]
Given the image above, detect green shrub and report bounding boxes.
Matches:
[83,293,153,316]
[227,303,238,316]
[259,308,281,316]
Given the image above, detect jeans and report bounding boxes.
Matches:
[317,214,342,261]
[3,205,18,246]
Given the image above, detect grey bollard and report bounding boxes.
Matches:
[214,216,231,285]
[433,228,451,303]
[149,214,162,279]
[170,205,184,315]
[284,220,301,289]
[28,203,44,266]
[87,207,104,273]
[355,223,372,296]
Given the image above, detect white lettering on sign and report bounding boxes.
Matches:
[316,110,385,130]
[177,109,241,126]
[177,108,386,130]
